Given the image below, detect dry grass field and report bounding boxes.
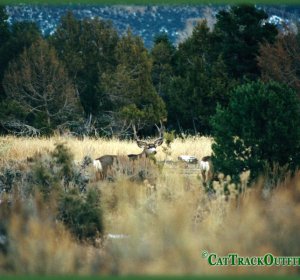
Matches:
[0,135,213,163]
[0,136,299,276]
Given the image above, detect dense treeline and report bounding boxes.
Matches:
[0,4,281,137]
[1,4,300,183]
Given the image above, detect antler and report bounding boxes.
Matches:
[154,120,164,138]
[132,123,148,148]
[154,120,164,147]
[132,123,139,140]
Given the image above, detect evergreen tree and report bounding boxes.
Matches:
[102,29,166,135]
[0,20,41,101]
[50,11,119,119]
[151,33,175,99]
[213,4,278,80]
[3,39,83,134]
[211,80,300,184]
[166,21,234,134]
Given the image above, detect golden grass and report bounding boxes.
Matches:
[0,135,213,163]
[0,136,299,275]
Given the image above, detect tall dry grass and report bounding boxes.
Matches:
[0,135,212,163]
[0,136,299,275]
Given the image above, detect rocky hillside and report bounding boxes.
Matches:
[5,4,300,48]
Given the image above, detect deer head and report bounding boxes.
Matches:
[131,122,164,157]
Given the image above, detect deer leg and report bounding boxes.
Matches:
[201,170,207,183]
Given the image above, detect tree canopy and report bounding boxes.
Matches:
[211,80,300,183]
[101,29,167,135]
[213,4,278,80]
[3,39,83,134]
[0,4,287,138]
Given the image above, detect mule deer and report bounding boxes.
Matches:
[93,123,164,180]
[200,156,213,185]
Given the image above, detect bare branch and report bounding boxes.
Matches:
[1,120,40,137]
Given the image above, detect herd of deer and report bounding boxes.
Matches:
[93,123,213,184]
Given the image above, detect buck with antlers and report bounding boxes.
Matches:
[93,123,164,180]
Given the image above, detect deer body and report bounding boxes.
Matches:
[93,123,164,180]
[200,156,213,184]
[93,155,118,180]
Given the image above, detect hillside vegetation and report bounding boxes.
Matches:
[1,4,300,275]
[0,136,299,275]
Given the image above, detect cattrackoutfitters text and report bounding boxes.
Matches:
[202,251,300,266]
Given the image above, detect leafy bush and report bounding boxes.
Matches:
[0,144,101,241]
[211,80,300,184]
[58,188,103,240]
[0,143,90,198]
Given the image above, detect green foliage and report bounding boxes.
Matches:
[0,6,10,101]
[58,188,103,240]
[32,163,61,199]
[31,144,76,198]
[163,130,175,147]
[0,6,9,46]
[0,5,286,138]
[166,21,234,134]
[3,38,83,134]
[0,144,90,198]
[0,100,27,122]
[0,19,41,101]
[50,12,119,118]
[151,33,175,99]
[0,144,101,240]
[102,29,167,131]
[119,104,145,123]
[160,130,175,165]
[213,4,278,80]
[51,143,75,184]
[211,80,300,184]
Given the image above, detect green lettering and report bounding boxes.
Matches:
[287,257,293,266]
[273,257,281,266]
[257,257,264,266]
[244,257,251,266]
[264,253,274,266]
[229,254,238,265]
[208,253,217,266]
[222,257,229,266]
[238,257,245,266]
[216,258,223,266]
[279,257,286,266]
[250,257,257,266]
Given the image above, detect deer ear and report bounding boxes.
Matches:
[154,137,163,147]
[136,140,148,148]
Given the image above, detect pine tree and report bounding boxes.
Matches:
[50,11,119,118]
[0,20,41,100]
[151,33,175,99]
[213,4,278,80]
[3,39,83,134]
[102,29,166,135]
[211,80,300,183]
[166,21,234,134]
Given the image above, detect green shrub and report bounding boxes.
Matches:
[51,143,75,186]
[0,144,101,241]
[211,80,300,185]
[0,143,90,199]
[58,188,103,240]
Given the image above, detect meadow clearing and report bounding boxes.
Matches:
[0,136,299,275]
